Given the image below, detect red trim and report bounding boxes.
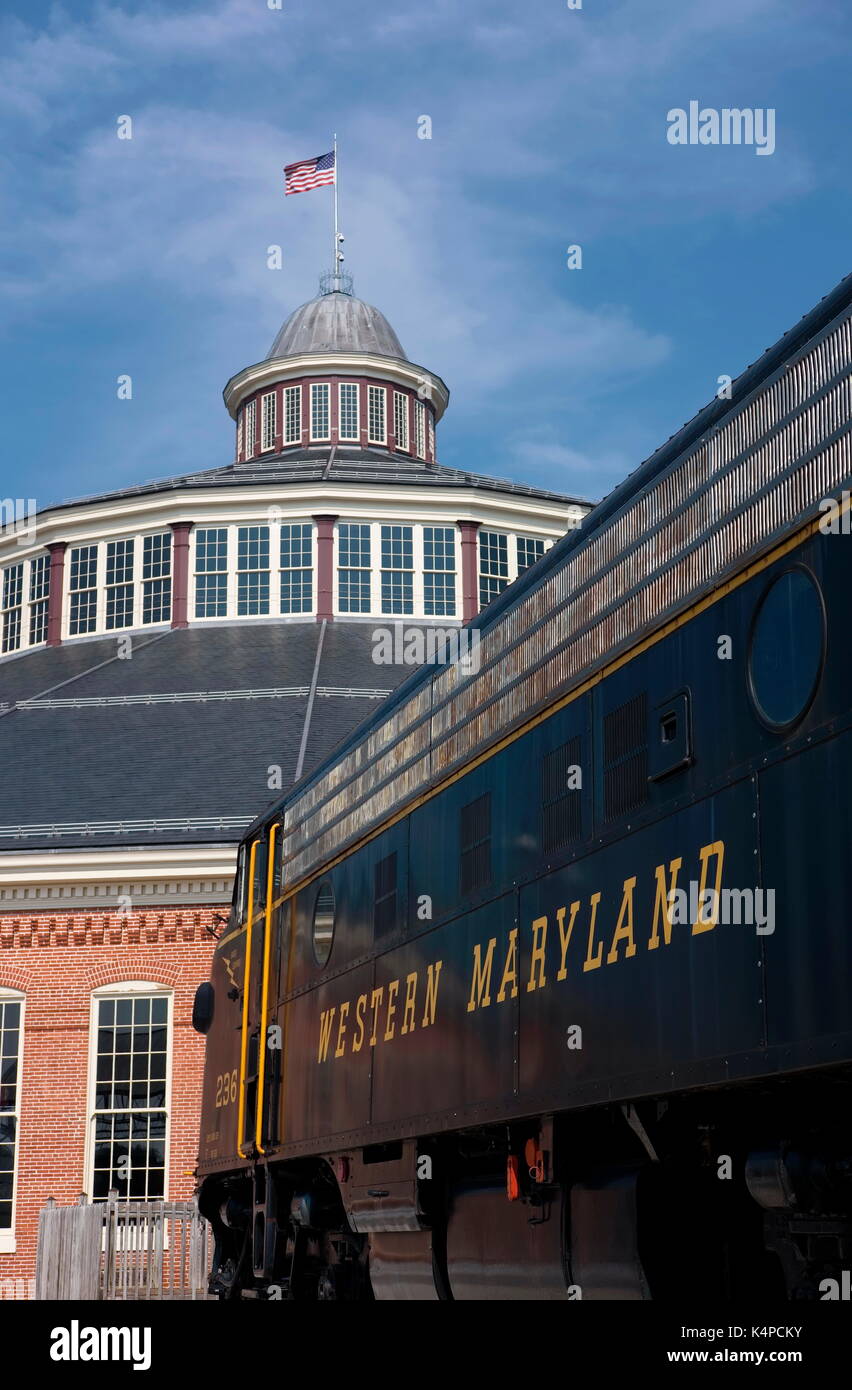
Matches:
[234,374,428,457]
[170,522,193,629]
[458,519,480,623]
[313,514,337,621]
[45,542,66,647]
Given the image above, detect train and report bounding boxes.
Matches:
[193,273,852,1300]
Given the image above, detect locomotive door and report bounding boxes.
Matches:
[236,826,281,1158]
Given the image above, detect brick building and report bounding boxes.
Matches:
[0,275,589,1287]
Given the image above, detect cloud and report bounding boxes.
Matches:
[1,0,848,505]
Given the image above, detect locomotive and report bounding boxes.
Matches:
[194,273,852,1300]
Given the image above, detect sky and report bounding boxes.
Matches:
[1,0,851,511]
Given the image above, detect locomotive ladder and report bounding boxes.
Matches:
[237,824,280,1160]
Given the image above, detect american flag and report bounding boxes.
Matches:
[284,150,336,195]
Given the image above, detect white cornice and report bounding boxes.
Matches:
[0,483,588,563]
[222,353,451,420]
[0,843,237,910]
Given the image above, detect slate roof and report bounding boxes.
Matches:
[267,292,407,361]
[49,445,589,514]
[0,620,421,851]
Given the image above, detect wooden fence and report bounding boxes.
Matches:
[35,1194,212,1300]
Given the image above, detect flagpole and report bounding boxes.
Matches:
[333,133,339,289]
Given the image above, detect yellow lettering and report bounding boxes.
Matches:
[422,960,442,1028]
[467,938,497,1012]
[352,993,367,1052]
[400,972,418,1035]
[334,1001,350,1058]
[527,915,548,992]
[582,892,604,972]
[556,902,581,980]
[497,928,519,1002]
[606,876,637,964]
[647,857,683,950]
[384,979,400,1041]
[318,1007,337,1062]
[369,986,384,1046]
[693,839,725,935]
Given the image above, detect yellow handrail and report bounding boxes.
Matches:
[236,837,260,1159]
[256,822,278,1154]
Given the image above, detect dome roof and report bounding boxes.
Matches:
[267,291,407,361]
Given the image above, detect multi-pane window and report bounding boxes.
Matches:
[311,383,330,440]
[338,522,371,613]
[261,391,277,452]
[517,535,545,574]
[244,400,257,460]
[380,524,413,614]
[105,538,135,630]
[237,525,270,616]
[28,553,50,645]
[368,386,386,445]
[428,412,435,461]
[394,391,409,451]
[142,533,172,624]
[414,400,426,459]
[1,563,23,653]
[284,386,302,445]
[90,993,169,1202]
[280,523,313,614]
[69,545,98,635]
[338,382,359,440]
[236,415,243,461]
[0,993,23,1236]
[194,528,228,618]
[479,530,509,608]
[423,526,456,617]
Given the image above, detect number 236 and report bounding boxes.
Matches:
[215,1069,237,1107]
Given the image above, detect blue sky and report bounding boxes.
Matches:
[1,0,850,510]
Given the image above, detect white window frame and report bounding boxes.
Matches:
[428,411,435,461]
[104,537,135,633]
[192,526,229,619]
[244,400,257,460]
[1,561,24,654]
[284,385,302,445]
[394,391,409,451]
[516,533,546,575]
[236,523,271,617]
[83,982,173,1207]
[279,521,315,615]
[140,532,172,627]
[67,543,100,637]
[414,400,426,459]
[28,552,50,646]
[338,382,360,441]
[236,415,243,462]
[367,386,387,445]
[310,383,331,441]
[422,524,457,618]
[0,988,25,1253]
[261,391,277,452]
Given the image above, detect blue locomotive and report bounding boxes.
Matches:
[194,273,852,1300]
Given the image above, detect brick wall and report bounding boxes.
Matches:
[0,905,222,1286]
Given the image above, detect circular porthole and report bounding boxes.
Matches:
[748,566,825,731]
[312,880,336,967]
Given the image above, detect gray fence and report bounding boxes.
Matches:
[35,1194,212,1300]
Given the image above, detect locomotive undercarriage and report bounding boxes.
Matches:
[199,1073,852,1301]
